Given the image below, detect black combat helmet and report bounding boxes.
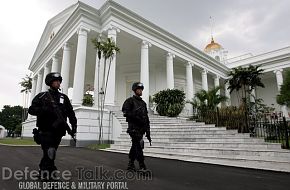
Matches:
[45,72,62,86]
[132,82,144,91]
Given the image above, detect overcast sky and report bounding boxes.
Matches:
[0,0,289,110]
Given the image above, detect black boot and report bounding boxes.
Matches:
[127,160,136,171]
[38,170,50,181]
[139,161,147,170]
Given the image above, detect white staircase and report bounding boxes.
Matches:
[105,112,290,172]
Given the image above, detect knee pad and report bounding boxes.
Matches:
[47,147,56,160]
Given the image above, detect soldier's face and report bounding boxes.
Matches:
[135,89,143,96]
[51,80,61,89]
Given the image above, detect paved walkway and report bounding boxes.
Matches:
[0,145,289,190]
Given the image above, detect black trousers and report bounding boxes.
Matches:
[39,132,62,172]
[129,134,144,162]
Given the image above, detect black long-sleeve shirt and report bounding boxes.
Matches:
[28,89,77,136]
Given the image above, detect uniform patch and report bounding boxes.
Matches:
[60,96,64,104]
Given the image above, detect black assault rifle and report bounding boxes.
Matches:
[134,105,152,146]
[47,92,76,142]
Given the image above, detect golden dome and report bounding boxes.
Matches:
[204,37,222,52]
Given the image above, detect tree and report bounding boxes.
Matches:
[92,37,120,144]
[0,105,23,137]
[19,74,32,122]
[226,65,265,131]
[277,70,290,107]
[19,74,32,93]
[188,86,227,112]
[227,65,264,103]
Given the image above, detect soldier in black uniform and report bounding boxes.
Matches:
[28,72,77,180]
[122,82,151,171]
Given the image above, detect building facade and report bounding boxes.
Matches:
[22,0,290,146]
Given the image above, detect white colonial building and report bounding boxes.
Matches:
[23,0,290,147]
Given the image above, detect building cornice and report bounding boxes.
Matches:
[29,3,102,73]
[30,0,230,77]
[99,0,229,76]
[226,46,290,73]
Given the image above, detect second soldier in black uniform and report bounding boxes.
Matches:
[122,82,151,171]
[28,72,77,180]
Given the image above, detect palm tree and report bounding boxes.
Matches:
[226,65,264,131]
[19,74,32,124]
[19,74,32,94]
[207,86,228,110]
[189,86,227,112]
[92,37,120,144]
[227,65,264,104]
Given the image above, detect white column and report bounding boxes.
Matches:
[250,88,256,103]
[214,75,221,108]
[186,62,194,100]
[274,69,288,117]
[274,69,283,91]
[35,70,43,95]
[201,69,208,91]
[105,27,119,106]
[61,42,72,95]
[72,27,89,105]
[166,53,175,89]
[140,40,151,106]
[30,76,37,104]
[186,62,194,115]
[51,54,60,73]
[225,82,231,106]
[41,63,50,92]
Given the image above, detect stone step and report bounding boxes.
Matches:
[121,129,236,134]
[119,133,250,139]
[109,144,290,159]
[115,137,264,143]
[121,127,227,131]
[112,141,282,149]
[103,149,290,172]
[121,122,208,128]
[121,126,220,130]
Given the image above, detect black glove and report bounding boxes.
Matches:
[145,131,152,146]
[71,125,77,135]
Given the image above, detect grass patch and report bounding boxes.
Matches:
[86,144,110,150]
[0,138,37,145]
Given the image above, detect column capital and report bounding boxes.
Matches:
[141,40,151,48]
[38,68,44,75]
[32,74,38,80]
[63,42,73,51]
[52,54,61,60]
[186,61,194,67]
[273,69,283,74]
[167,52,175,58]
[102,24,121,33]
[77,26,90,36]
[43,62,50,68]
[214,74,220,80]
[201,68,208,74]
[107,25,121,33]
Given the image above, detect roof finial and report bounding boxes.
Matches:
[209,16,214,43]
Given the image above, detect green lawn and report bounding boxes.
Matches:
[86,144,110,150]
[0,138,37,145]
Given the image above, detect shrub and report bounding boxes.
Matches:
[153,89,185,117]
[82,94,93,106]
